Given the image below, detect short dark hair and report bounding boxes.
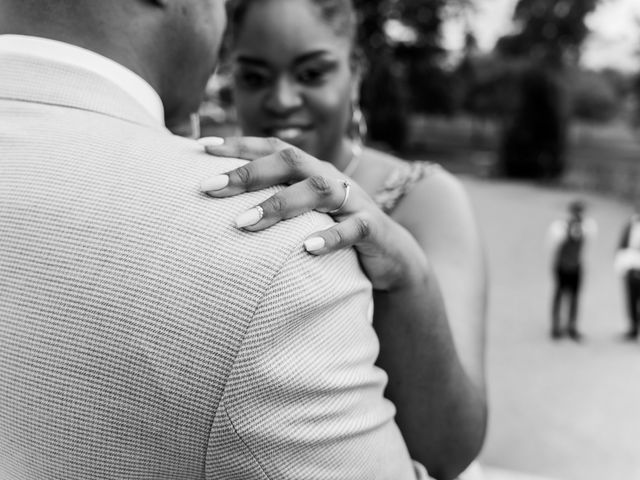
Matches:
[569,200,585,214]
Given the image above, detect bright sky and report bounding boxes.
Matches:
[443,0,640,72]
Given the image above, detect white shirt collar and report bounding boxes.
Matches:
[0,34,165,125]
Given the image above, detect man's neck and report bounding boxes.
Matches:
[0,2,160,94]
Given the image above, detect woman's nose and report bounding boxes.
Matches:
[264,77,303,114]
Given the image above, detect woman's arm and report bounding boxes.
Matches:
[391,170,487,393]
[373,170,488,479]
[199,137,487,479]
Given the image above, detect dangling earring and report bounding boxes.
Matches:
[342,103,367,176]
[350,103,367,156]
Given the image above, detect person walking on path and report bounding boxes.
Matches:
[614,203,640,340]
[547,200,597,341]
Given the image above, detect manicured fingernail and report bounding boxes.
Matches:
[198,136,225,147]
[304,237,325,252]
[235,207,263,228]
[200,175,229,192]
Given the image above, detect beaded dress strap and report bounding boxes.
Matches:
[373,161,442,214]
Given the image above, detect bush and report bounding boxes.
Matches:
[568,69,619,123]
[361,56,410,152]
[499,66,569,179]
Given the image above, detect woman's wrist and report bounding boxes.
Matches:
[372,220,432,292]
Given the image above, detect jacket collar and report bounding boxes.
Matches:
[0,37,165,130]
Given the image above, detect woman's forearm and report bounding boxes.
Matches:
[197,137,487,477]
[373,253,487,480]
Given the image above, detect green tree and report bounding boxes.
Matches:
[568,69,621,123]
[352,0,459,151]
[495,0,601,178]
[457,53,523,146]
[352,0,389,60]
[497,0,599,67]
[500,66,569,178]
[633,73,640,126]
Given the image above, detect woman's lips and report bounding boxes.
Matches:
[267,127,312,142]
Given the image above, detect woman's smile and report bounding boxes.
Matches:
[264,125,313,143]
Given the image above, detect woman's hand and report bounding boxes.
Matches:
[198,136,425,291]
[199,136,488,476]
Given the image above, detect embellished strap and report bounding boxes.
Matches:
[373,161,441,214]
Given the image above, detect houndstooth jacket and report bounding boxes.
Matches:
[0,46,423,479]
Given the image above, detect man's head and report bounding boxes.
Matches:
[0,0,227,127]
[568,199,585,220]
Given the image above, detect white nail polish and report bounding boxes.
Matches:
[200,175,229,192]
[235,208,263,228]
[304,237,325,252]
[198,136,225,147]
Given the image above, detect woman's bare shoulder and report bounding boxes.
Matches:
[353,147,404,191]
[357,147,458,215]
[376,156,474,239]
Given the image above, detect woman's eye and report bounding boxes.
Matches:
[235,70,270,90]
[297,65,332,85]
[298,69,323,84]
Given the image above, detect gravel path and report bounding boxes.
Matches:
[462,176,640,480]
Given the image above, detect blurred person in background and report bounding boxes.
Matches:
[199,0,488,477]
[615,200,640,341]
[547,200,597,341]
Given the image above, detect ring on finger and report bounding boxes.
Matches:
[328,180,352,215]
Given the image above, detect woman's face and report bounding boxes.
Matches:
[231,0,355,163]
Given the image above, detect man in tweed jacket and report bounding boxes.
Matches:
[0,0,427,478]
